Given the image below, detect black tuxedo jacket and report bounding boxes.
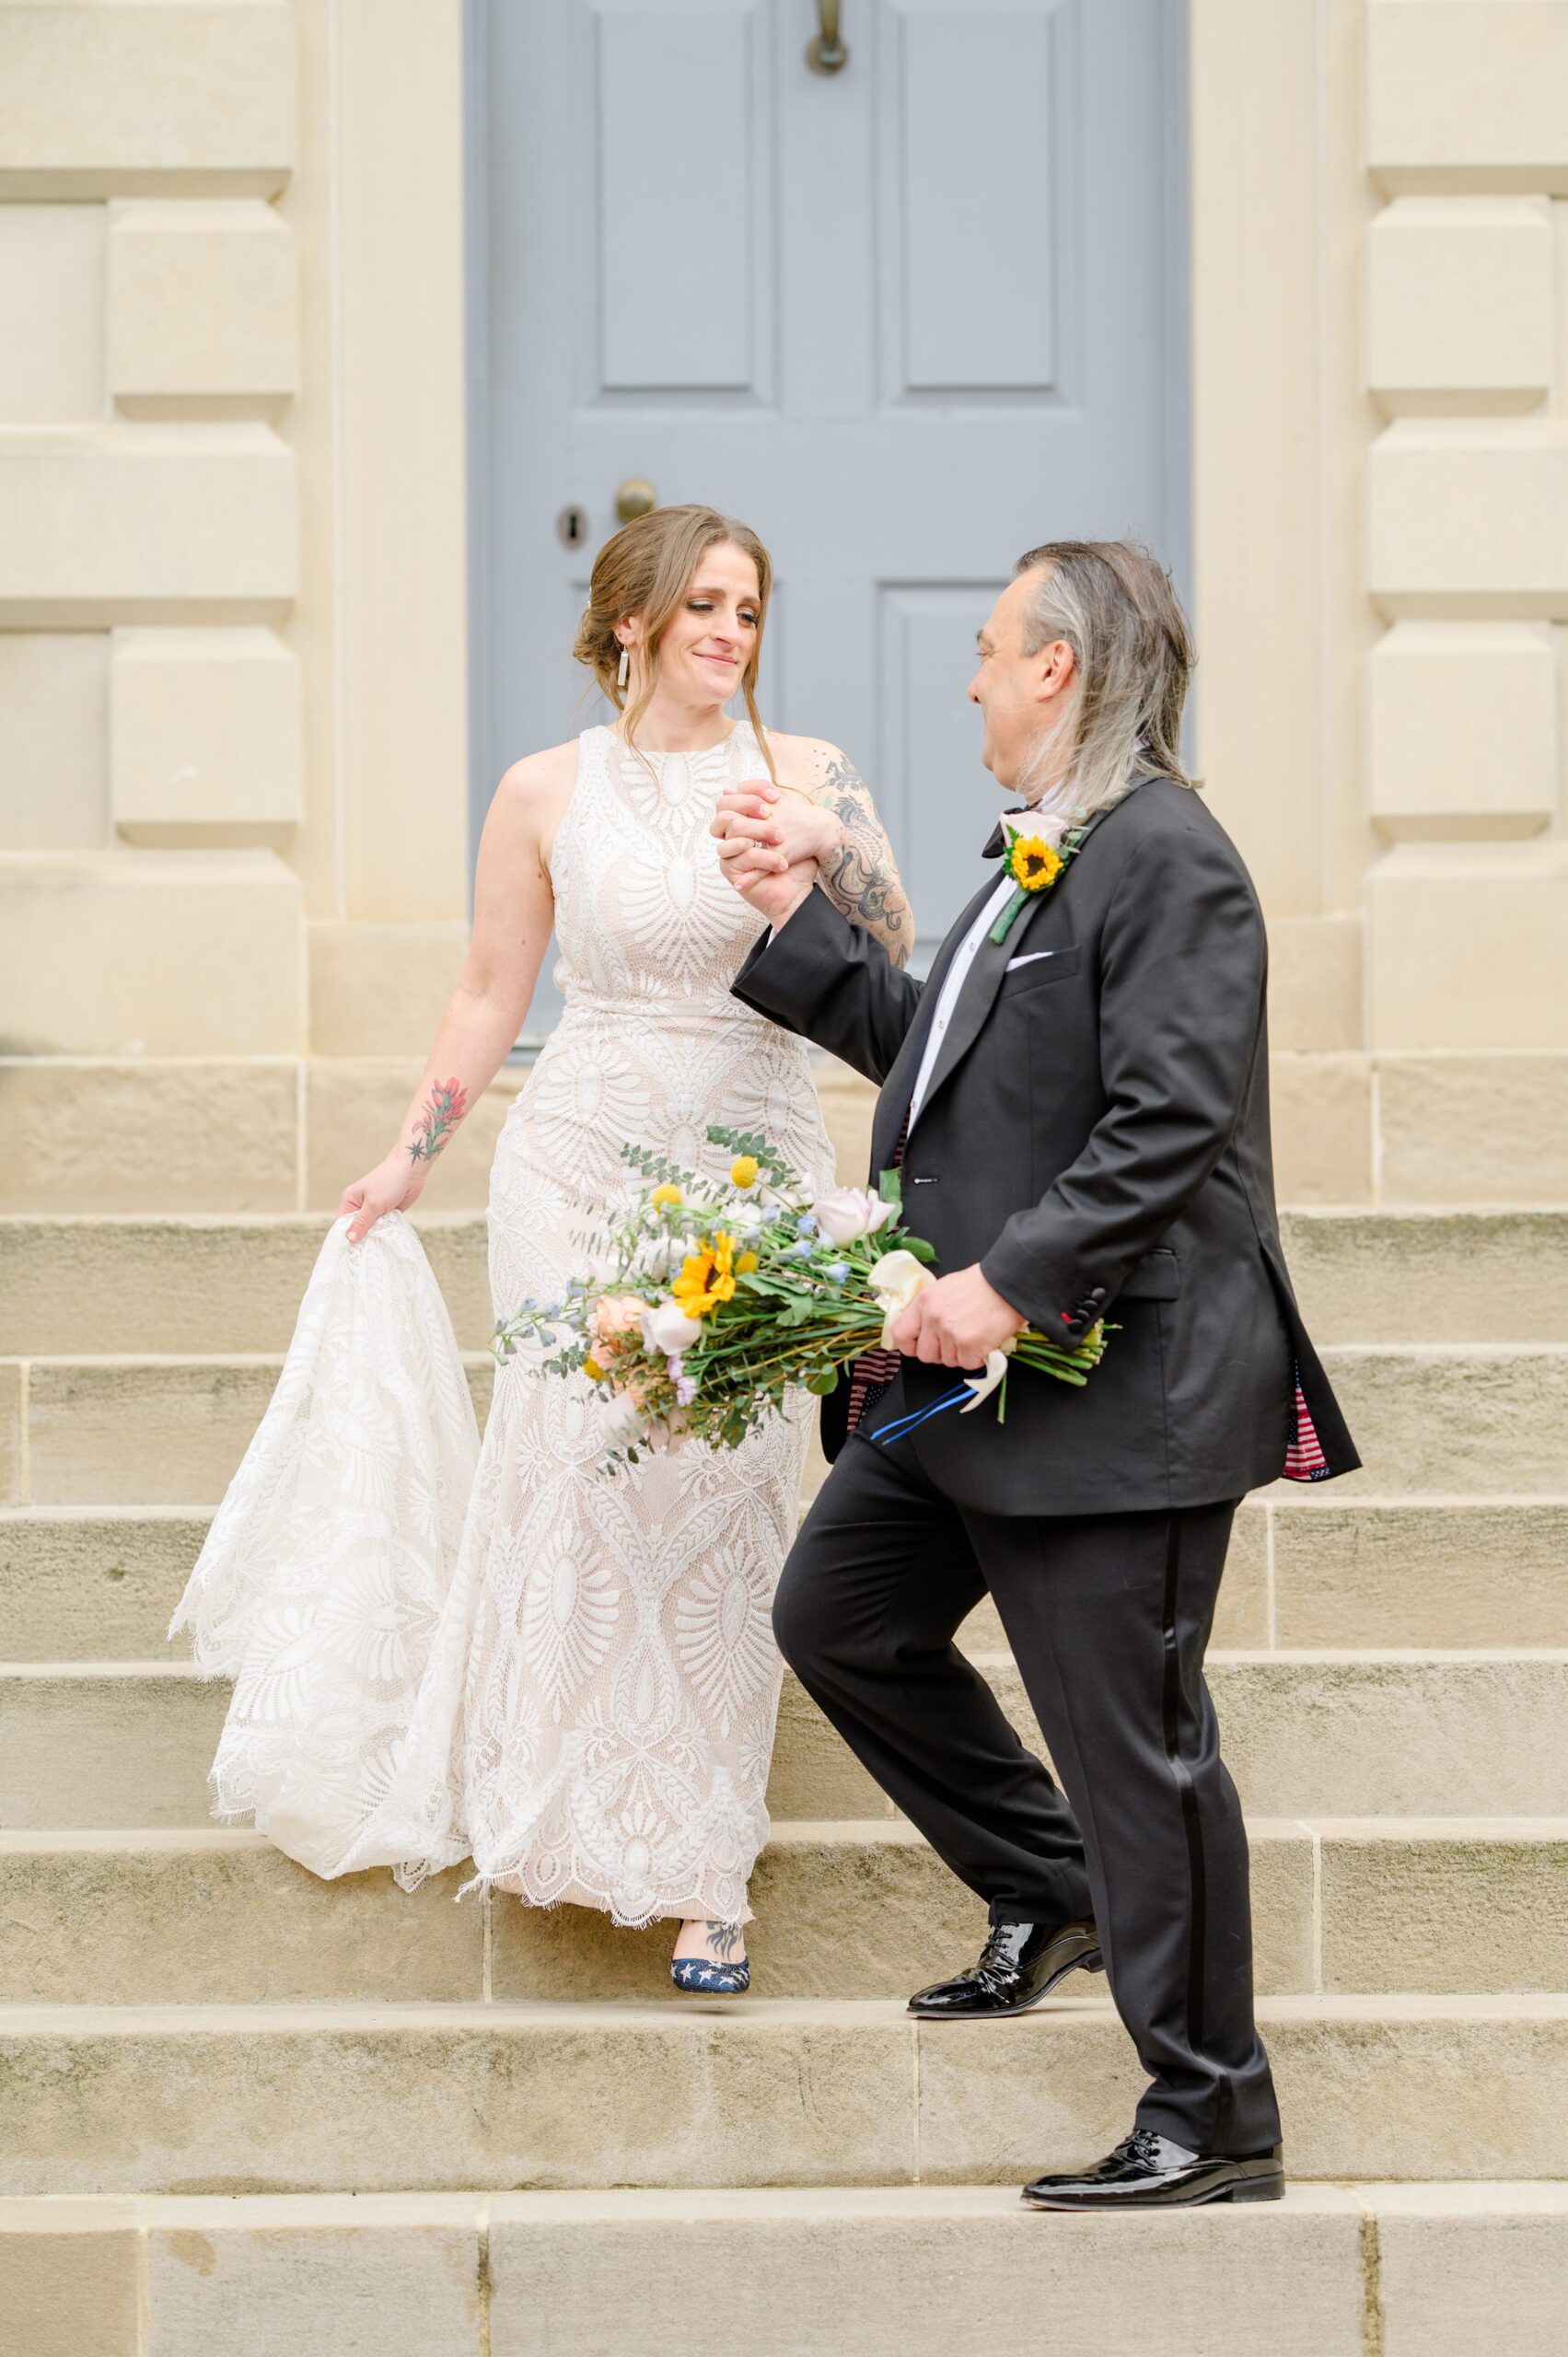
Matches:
[732,777,1359,1516]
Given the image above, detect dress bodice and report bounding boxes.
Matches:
[549,723,774,1015]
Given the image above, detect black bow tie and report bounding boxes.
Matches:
[982,807,1028,859]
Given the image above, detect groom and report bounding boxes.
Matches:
[714,539,1358,2210]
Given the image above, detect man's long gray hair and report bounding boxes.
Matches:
[1012,540,1195,821]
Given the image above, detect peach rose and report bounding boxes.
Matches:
[594,1294,645,1343]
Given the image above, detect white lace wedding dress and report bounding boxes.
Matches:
[172,721,834,1924]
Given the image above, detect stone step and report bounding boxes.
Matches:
[5,1344,1564,1510]
[0,1353,495,1508]
[1281,1208,1568,1343]
[6,1652,1568,1830]
[1266,1494,1568,1648]
[6,1494,1566,1661]
[6,2184,1565,2357]
[2,1818,1562,2009]
[752,1647,1568,1823]
[6,1207,1567,1358]
[0,1509,213,1659]
[3,1994,1566,2194]
[0,1213,494,1357]
[1307,1345,1568,1495]
[5,1050,1567,1214]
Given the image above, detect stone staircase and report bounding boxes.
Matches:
[3,1200,1567,2351]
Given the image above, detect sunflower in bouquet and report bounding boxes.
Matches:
[492,1126,1108,1467]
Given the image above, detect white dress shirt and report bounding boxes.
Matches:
[905,873,1016,1129]
[904,788,1085,1128]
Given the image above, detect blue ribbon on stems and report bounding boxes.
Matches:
[871,1381,973,1447]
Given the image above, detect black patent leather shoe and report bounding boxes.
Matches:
[907,1918,1103,2019]
[1022,2126,1285,2210]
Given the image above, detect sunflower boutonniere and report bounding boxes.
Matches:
[989,812,1085,946]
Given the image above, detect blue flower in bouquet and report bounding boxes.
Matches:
[825,1260,851,1284]
[796,1213,819,1237]
[786,1239,816,1262]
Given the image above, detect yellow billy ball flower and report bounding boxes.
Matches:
[651,1182,683,1208]
[583,1356,606,1382]
[736,1249,759,1274]
[730,1155,760,1189]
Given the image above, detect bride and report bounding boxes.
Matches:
[171,503,912,1993]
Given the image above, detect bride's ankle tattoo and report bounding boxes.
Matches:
[706,1920,744,1960]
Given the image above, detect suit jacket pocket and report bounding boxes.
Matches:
[997,943,1082,996]
[1117,1246,1182,1302]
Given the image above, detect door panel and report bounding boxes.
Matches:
[474,0,1187,1002]
[582,0,774,398]
[878,582,1011,927]
[888,1,1067,398]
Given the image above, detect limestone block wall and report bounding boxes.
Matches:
[0,0,472,1067]
[0,1,303,1056]
[1365,0,1568,1048]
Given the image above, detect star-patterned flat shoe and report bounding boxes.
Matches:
[670,1954,751,1995]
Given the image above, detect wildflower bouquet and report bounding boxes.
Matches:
[492,1125,1109,1466]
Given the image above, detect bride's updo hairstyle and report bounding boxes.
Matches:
[574,503,777,779]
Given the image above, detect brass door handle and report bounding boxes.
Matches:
[807,0,848,75]
[615,478,656,524]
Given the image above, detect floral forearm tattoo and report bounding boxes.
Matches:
[813,751,913,968]
[407,1075,469,1165]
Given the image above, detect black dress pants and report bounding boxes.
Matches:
[772,1430,1282,2157]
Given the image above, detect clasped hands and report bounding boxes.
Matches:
[711,785,1026,1367]
[711,780,831,929]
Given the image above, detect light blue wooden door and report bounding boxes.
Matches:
[471,0,1187,998]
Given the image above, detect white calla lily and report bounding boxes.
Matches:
[601,1392,643,1446]
[959,1341,1017,1413]
[810,1186,897,1247]
[867,1248,936,1350]
[641,1299,705,1356]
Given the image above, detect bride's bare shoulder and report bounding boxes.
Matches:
[488,738,583,840]
[494,738,581,808]
[761,729,864,800]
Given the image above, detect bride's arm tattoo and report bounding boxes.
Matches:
[810,750,913,969]
[407,1075,470,1164]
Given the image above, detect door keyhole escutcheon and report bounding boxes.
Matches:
[556,504,588,549]
[807,1,848,74]
[614,478,657,524]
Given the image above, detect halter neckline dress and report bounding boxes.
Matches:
[176,719,835,1928]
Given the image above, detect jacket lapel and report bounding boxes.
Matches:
[906,801,1122,1135]
[869,869,1002,1176]
[904,904,1022,1137]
